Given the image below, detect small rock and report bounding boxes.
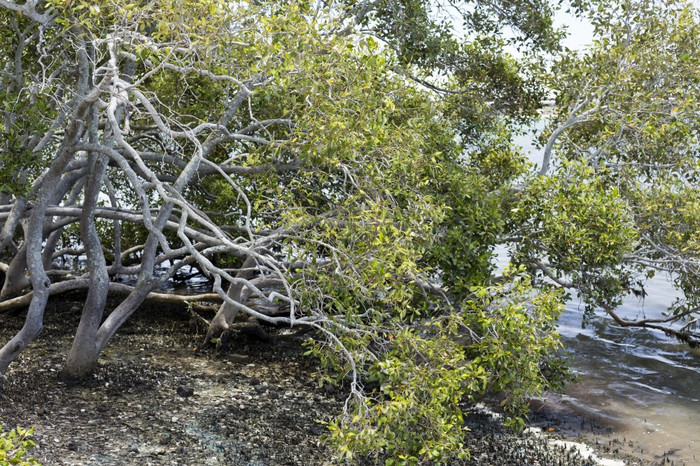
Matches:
[35,406,48,416]
[66,441,78,451]
[159,435,171,445]
[176,386,194,398]
[323,385,336,395]
[249,378,261,386]
[129,444,139,453]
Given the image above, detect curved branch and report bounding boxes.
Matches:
[540,97,596,176]
[0,1,53,25]
[532,260,575,288]
[606,306,700,348]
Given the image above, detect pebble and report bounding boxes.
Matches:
[176,386,194,398]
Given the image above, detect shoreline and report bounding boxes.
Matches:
[0,296,657,465]
[463,402,634,466]
[525,393,674,466]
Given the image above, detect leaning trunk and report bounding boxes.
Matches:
[0,39,93,383]
[61,151,110,380]
[0,243,29,301]
[204,255,258,344]
[0,139,81,383]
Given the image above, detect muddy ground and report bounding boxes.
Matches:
[0,293,644,465]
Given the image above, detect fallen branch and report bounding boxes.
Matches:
[607,307,700,348]
[0,279,222,314]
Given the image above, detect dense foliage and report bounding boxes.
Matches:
[1,0,699,463]
[515,0,700,343]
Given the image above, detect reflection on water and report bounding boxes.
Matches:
[552,276,700,463]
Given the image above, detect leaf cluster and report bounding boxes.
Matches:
[537,0,700,318]
[0,424,39,466]
[319,267,571,464]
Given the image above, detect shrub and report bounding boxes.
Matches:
[0,423,40,466]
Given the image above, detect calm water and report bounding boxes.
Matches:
[551,277,700,463]
[513,124,700,464]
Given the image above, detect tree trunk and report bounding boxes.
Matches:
[205,255,257,344]
[61,151,110,380]
[0,243,29,300]
[0,56,90,382]
[1,169,86,300]
[0,197,27,255]
[94,284,153,356]
[0,145,78,383]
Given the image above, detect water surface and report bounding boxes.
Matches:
[510,125,700,463]
[548,276,700,464]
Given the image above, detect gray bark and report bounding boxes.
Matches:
[0,138,80,381]
[0,169,86,300]
[205,255,259,344]
[61,149,110,380]
[0,241,29,300]
[0,35,95,382]
[0,197,27,254]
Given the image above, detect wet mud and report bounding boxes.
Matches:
[0,294,645,465]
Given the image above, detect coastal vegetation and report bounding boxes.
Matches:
[0,0,698,463]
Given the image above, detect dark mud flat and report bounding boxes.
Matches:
[0,296,635,465]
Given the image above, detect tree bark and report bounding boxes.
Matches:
[61,150,110,380]
[0,279,221,315]
[0,141,79,382]
[0,242,29,300]
[0,197,27,254]
[0,35,93,382]
[205,255,258,345]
